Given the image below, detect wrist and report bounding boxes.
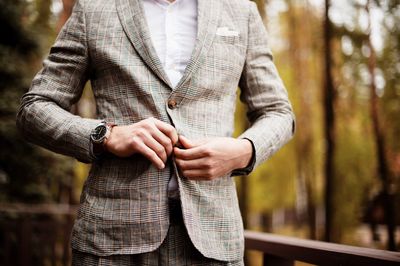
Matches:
[231,138,256,176]
[102,124,116,151]
[237,138,253,169]
[102,123,117,153]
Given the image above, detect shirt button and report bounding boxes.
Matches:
[167,99,177,109]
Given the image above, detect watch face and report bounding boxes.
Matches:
[91,124,107,143]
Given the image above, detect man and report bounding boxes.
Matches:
[17,0,295,264]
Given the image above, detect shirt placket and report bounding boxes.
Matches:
[165,3,180,87]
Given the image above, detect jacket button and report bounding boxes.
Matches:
[167,99,177,109]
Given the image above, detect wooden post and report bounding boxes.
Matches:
[19,218,32,266]
[62,215,75,266]
[263,254,294,266]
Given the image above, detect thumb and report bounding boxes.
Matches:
[178,135,196,149]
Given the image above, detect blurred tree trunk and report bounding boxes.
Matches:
[253,0,265,19]
[323,0,336,243]
[366,0,396,251]
[35,0,52,29]
[286,0,317,240]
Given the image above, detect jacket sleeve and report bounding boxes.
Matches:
[238,1,295,170]
[16,0,101,163]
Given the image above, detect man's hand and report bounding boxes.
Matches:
[104,118,178,169]
[174,136,253,181]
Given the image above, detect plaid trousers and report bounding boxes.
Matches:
[72,199,244,266]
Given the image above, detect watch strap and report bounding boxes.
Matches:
[90,121,116,159]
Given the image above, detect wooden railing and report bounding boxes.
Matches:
[1,204,400,266]
[244,230,400,266]
[0,203,77,266]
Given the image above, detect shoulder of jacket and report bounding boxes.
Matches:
[222,0,254,8]
[76,0,115,12]
[77,0,105,5]
[220,0,254,16]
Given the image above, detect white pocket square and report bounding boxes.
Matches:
[216,27,239,37]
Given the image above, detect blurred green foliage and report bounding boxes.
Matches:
[238,0,400,250]
[0,0,75,204]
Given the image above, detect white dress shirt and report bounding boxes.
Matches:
[142,0,198,195]
[142,0,198,87]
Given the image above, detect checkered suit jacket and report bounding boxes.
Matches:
[17,0,295,261]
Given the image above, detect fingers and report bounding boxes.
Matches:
[132,137,165,169]
[175,142,218,181]
[174,147,207,160]
[178,169,216,181]
[174,146,210,160]
[175,157,209,171]
[153,119,179,146]
[140,131,168,163]
[137,117,177,160]
[175,156,219,180]
[174,136,212,160]
[106,118,178,169]
[150,128,174,157]
[178,135,195,149]
[174,137,231,180]
[144,118,177,155]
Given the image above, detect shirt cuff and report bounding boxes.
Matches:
[231,138,256,176]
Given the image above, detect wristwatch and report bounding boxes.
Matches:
[90,121,114,144]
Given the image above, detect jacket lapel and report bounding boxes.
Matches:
[116,0,173,88]
[174,0,222,91]
[116,0,221,91]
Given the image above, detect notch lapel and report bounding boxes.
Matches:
[116,0,173,88]
[174,0,222,91]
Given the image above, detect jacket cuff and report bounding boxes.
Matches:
[69,118,103,164]
[231,138,256,176]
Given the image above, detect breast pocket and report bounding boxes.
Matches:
[214,34,241,46]
[206,35,246,78]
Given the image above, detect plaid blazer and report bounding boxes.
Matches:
[17,0,295,261]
